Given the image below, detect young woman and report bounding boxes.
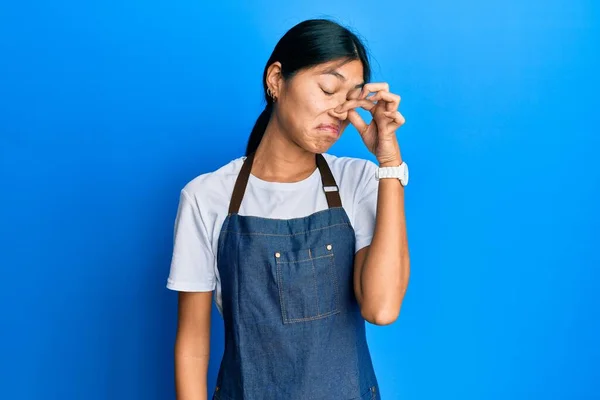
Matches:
[167,18,410,400]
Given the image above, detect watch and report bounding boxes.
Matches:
[375,162,409,186]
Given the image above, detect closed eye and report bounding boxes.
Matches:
[320,87,334,96]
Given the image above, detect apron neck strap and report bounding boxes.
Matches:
[316,152,343,209]
[228,152,342,215]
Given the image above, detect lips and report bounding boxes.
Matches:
[317,124,340,134]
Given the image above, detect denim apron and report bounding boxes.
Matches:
[213,152,381,400]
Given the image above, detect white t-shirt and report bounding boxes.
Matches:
[166,153,380,315]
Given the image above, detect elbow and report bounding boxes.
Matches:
[360,284,408,326]
[361,305,401,326]
[359,259,410,326]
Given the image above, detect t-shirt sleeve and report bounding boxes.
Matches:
[166,189,216,292]
[353,160,379,253]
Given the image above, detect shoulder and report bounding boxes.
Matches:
[322,153,379,242]
[322,152,378,172]
[180,156,245,207]
[321,152,378,186]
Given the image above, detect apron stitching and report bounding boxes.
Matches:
[276,254,333,263]
[284,308,340,322]
[308,248,320,315]
[234,235,246,395]
[216,218,231,262]
[221,222,352,237]
[275,256,288,323]
[328,249,341,312]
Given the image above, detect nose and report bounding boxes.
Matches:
[328,94,348,114]
[335,93,348,108]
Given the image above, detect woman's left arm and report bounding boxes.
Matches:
[334,82,410,325]
[354,158,409,326]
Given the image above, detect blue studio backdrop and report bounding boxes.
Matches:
[1,1,598,399]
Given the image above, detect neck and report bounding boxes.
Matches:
[252,116,317,183]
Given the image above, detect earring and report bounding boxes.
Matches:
[267,87,277,102]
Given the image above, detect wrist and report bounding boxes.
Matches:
[378,158,403,167]
[376,140,402,167]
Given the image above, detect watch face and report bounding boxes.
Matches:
[402,164,409,185]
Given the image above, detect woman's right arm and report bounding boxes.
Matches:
[174,291,213,400]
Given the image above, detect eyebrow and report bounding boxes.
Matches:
[322,69,364,89]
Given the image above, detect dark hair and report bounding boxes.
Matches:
[245,19,372,156]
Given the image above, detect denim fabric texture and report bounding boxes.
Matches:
[212,157,381,400]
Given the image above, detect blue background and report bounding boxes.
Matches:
[1,0,598,399]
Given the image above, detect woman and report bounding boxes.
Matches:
[167,18,410,400]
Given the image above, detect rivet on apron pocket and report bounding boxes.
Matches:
[326,244,332,251]
[275,252,281,258]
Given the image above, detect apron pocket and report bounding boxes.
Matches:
[274,243,340,324]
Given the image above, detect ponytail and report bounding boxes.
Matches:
[245,102,273,156]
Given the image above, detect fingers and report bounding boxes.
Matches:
[383,110,406,126]
[328,82,403,131]
[347,109,369,135]
[368,91,401,112]
[359,82,401,112]
[334,99,376,114]
[359,82,390,98]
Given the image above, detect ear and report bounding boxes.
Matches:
[265,61,283,99]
